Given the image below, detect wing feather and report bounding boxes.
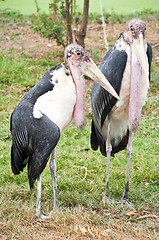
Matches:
[91,47,127,148]
[146,42,152,80]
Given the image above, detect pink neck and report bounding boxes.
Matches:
[129,47,142,133]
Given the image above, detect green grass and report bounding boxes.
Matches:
[0,0,159,15]
[0,11,159,240]
[78,0,159,15]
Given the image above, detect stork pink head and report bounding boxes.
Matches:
[64,44,119,130]
[128,18,146,39]
[65,44,90,67]
[64,44,119,100]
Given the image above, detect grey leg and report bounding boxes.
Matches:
[122,131,133,200]
[50,148,58,208]
[36,174,42,217]
[105,116,112,198]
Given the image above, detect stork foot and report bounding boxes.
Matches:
[119,198,134,209]
[36,212,48,219]
[39,214,50,220]
[36,211,54,220]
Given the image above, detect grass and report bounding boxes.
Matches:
[78,0,159,15]
[0,10,159,240]
[0,0,159,15]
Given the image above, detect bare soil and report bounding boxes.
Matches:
[0,19,158,100]
[0,20,158,60]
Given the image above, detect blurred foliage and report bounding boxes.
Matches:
[32,12,66,47]
[32,0,68,47]
[0,8,27,26]
[90,8,159,24]
[1,7,159,48]
[31,6,159,47]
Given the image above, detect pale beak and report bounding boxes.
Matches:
[79,58,120,100]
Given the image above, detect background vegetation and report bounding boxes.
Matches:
[0,5,159,240]
[0,0,159,14]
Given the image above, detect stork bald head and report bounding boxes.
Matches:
[128,18,146,40]
[64,44,119,100]
[65,44,90,67]
[64,44,119,130]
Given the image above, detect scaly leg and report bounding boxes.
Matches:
[36,174,42,217]
[50,148,58,208]
[105,116,112,198]
[36,174,52,219]
[122,131,133,200]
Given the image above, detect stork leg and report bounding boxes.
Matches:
[50,148,58,208]
[35,148,58,218]
[36,174,42,217]
[105,116,112,198]
[122,131,133,200]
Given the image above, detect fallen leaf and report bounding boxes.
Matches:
[102,192,107,206]
[99,229,110,239]
[103,213,110,216]
[153,110,158,115]
[125,209,139,216]
[79,225,87,235]
[137,214,159,220]
[117,221,121,226]
[105,229,112,233]
[74,225,79,233]
[95,228,99,237]
[88,227,94,237]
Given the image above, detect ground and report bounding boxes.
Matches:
[1,19,158,112]
[1,20,159,59]
[0,19,159,240]
[0,19,158,94]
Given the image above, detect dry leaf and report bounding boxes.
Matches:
[74,225,79,233]
[137,214,159,220]
[104,213,111,216]
[99,229,110,239]
[125,209,139,216]
[79,225,87,235]
[102,192,107,206]
[88,227,94,237]
[95,229,99,237]
[154,110,158,115]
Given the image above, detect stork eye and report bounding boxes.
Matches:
[67,52,71,58]
[130,25,134,31]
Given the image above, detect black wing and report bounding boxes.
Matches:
[91,47,127,151]
[146,42,152,80]
[10,65,61,189]
[11,111,60,189]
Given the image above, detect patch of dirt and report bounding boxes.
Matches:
[0,25,62,58]
[1,20,158,99]
[86,20,159,62]
[0,20,158,61]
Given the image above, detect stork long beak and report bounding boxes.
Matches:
[79,58,120,100]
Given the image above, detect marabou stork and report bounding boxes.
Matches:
[10,44,119,218]
[90,19,152,201]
